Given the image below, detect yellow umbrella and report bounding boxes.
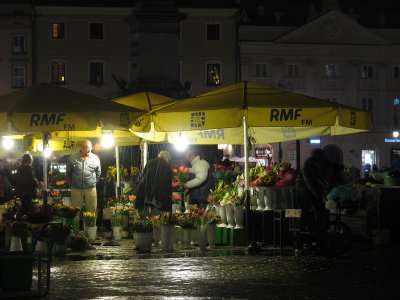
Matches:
[0,83,145,132]
[0,83,146,194]
[131,81,372,187]
[112,91,178,166]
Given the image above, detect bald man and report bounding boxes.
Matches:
[66,139,101,215]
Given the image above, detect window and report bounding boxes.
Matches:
[89,62,104,85]
[90,23,103,40]
[12,66,26,88]
[12,34,25,54]
[361,65,374,78]
[206,63,221,86]
[287,64,300,78]
[325,64,338,78]
[255,63,267,77]
[51,22,65,39]
[51,62,66,84]
[362,97,374,122]
[206,24,220,40]
[393,65,400,79]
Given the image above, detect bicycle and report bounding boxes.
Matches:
[286,209,353,256]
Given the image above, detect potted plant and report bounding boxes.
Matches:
[83,211,97,240]
[111,212,123,241]
[131,214,153,252]
[69,231,89,251]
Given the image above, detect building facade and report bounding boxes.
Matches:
[239,8,400,173]
[1,0,400,173]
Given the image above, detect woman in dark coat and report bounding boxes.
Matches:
[15,153,38,214]
[135,151,172,214]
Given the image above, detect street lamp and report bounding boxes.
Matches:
[394,98,399,137]
[2,137,14,150]
[174,134,188,151]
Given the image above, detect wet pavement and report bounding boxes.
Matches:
[40,239,400,299]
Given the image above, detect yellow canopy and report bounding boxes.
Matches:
[0,83,146,132]
[132,81,372,144]
[113,91,178,112]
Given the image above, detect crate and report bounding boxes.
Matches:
[285,209,302,232]
[340,210,369,237]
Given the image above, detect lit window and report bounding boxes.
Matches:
[287,64,300,78]
[12,35,25,54]
[325,64,338,78]
[89,62,104,85]
[255,63,267,77]
[361,65,374,78]
[12,66,26,88]
[206,24,220,40]
[90,23,103,40]
[51,62,66,84]
[393,65,400,79]
[52,22,65,39]
[206,63,221,86]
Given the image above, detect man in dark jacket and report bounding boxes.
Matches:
[135,151,172,214]
[295,149,330,252]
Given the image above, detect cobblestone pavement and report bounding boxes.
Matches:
[38,239,400,300]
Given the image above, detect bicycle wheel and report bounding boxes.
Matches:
[323,220,353,256]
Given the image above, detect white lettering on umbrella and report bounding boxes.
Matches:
[197,129,225,139]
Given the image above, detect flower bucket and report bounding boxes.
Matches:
[218,205,227,227]
[207,223,216,249]
[255,187,265,210]
[10,236,23,252]
[136,232,153,253]
[86,226,97,241]
[183,228,192,248]
[34,240,47,253]
[152,228,161,246]
[263,187,272,210]
[225,204,235,229]
[234,205,245,229]
[197,225,208,251]
[112,226,122,241]
[160,225,173,251]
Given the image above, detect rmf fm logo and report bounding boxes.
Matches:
[350,111,356,126]
[120,113,130,127]
[191,112,206,128]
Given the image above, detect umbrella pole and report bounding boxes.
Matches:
[142,139,148,169]
[243,116,256,252]
[115,146,121,198]
[42,132,49,205]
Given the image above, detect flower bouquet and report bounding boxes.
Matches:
[69,231,88,251]
[3,198,21,221]
[326,183,362,214]
[203,211,222,225]
[111,213,123,228]
[83,211,96,227]
[175,212,197,229]
[53,203,79,218]
[26,204,54,223]
[130,214,153,233]
[172,165,190,192]
[208,180,230,205]
[159,211,177,226]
